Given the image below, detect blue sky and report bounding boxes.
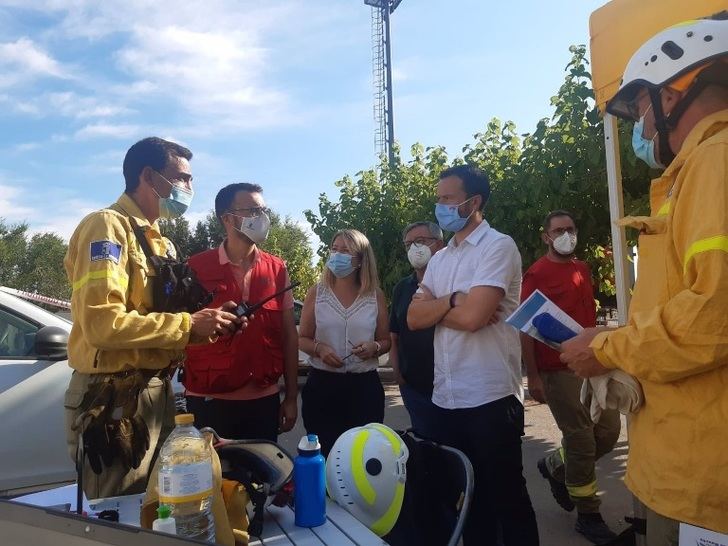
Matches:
[0,0,605,242]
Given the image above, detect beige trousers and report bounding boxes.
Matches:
[64,370,176,499]
[645,506,679,546]
[541,369,621,513]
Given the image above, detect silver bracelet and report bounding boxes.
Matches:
[373,341,381,355]
[313,341,321,356]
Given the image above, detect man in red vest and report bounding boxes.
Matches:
[184,182,298,441]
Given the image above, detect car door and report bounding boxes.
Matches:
[0,299,74,495]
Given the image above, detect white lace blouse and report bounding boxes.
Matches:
[308,283,379,373]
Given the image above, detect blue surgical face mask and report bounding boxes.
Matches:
[327,252,356,278]
[632,108,665,170]
[154,172,194,219]
[435,196,475,232]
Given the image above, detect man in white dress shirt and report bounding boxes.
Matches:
[408,164,539,546]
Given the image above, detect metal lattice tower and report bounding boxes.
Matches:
[365,0,403,166]
[371,7,386,159]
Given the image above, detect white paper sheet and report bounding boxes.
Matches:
[679,522,728,546]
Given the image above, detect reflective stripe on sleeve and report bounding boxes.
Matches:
[72,269,129,291]
[683,235,728,274]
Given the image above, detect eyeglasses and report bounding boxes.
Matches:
[403,237,438,250]
[625,91,654,122]
[227,206,270,218]
[548,227,577,236]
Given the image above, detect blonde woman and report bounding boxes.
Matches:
[298,229,390,457]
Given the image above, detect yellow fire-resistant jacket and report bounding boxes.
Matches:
[591,110,728,532]
[64,193,192,374]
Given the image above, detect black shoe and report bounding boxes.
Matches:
[537,457,574,512]
[575,512,618,545]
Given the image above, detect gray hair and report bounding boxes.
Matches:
[402,221,443,241]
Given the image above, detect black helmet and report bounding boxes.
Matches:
[202,428,294,537]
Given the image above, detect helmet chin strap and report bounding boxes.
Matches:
[648,76,710,167]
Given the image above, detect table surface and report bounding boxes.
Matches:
[12,484,387,546]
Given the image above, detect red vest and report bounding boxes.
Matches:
[184,248,286,394]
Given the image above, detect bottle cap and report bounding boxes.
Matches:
[174,413,195,426]
[298,433,321,452]
[157,504,171,519]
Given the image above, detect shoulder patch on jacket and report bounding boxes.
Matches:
[90,240,122,264]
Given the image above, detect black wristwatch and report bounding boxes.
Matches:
[449,292,458,309]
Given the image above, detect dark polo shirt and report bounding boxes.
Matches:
[389,273,435,396]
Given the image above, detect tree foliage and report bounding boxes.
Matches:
[0,219,71,300]
[305,45,653,302]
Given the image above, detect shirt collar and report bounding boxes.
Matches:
[114,193,156,230]
[663,108,728,178]
[219,239,259,267]
[447,219,491,248]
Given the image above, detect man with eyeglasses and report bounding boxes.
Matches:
[64,137,243,498]
[183,182,299,442]
[521,210,619,544]
[388,221,445,439]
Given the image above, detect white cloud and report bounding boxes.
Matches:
[115,24,291,129]
[74,123,141,140]
[48,92,133,119]
[0,175,104,239]
[0,183,35,221]
[0,37,69,87]
[10,142,40,153]
[0,0,364,138]
[31,197,102,241]
[0,91,133,119]
[0,1,344,131]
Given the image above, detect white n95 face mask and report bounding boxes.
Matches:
[552,232,577,255]
[233,211,270,244]
[407,243,432,269]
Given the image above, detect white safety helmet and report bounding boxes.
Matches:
[325,423,409,537]
[607,16,728,120]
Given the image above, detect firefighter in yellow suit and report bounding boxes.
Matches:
[561,16,728,545]
[64,137,244,498]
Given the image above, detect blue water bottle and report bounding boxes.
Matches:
[294,433,326,527]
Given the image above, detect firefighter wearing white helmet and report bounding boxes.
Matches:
[325,423,408,537]
[607,15,728,168]
[560,13,728,546]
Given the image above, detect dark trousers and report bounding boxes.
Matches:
[430,395,540,546]
[302,368,385,458]
[186,392,280,442]
[399,382,440,441]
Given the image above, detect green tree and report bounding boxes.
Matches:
[0,219,29,289]
[158,217,192,259]
[19,233,71,300]
[262,213,318,300]
[305,45,653,302]
[0,218,70,300]
[305,143,449,294]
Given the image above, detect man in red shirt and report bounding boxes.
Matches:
[521,210,620,545]
[183,182,298,441]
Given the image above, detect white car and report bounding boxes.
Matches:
[0,288,75,496]
[0,289,305,496]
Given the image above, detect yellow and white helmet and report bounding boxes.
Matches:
[607,16,728,120]
[325,423,408,537]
